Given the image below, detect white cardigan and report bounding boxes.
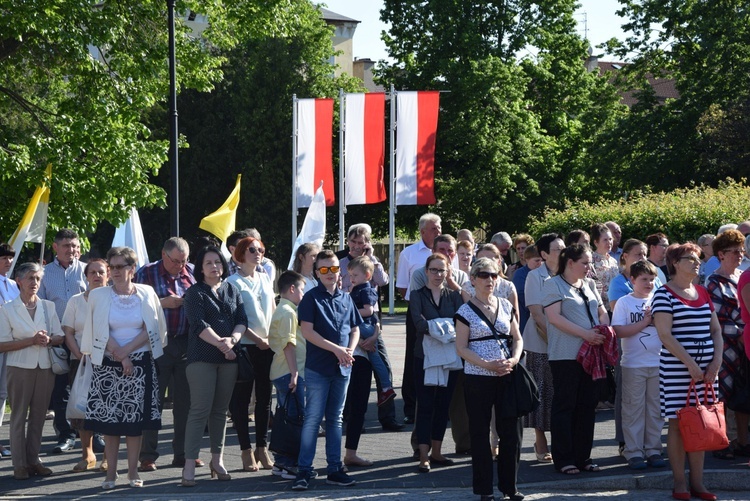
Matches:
[81,284,167,365]
[0,297,63,369]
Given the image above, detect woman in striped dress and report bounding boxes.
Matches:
[652,243,723,501]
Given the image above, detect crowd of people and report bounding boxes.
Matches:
[0,216,749,501]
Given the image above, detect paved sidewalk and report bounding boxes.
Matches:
[0,315,748,500]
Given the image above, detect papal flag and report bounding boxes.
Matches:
[344,92,386,206]
[200,174,241,243]
[112,206,150,269]
[395,91,439,206]
[288,182,326,270]
[9,164,51,274]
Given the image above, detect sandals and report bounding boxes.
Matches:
[582,463,601,472]
[533,443,552,463]
[559,465,580,475]
[428,456,455,466]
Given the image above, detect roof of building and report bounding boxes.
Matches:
[319,7,360,24]
[595,60,680,107]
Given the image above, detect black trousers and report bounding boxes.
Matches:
[549,360,598,470]
[245,345,274,448]
[344,356,372,451]
[401,305,417,420]
[51,373,75,441]
[465,373,522,497]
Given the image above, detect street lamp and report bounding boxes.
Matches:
[167,0,179,237]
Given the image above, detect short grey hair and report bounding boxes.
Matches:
[15,262,43,281]
[697,234,715,247]
[419,213,441,230]
[107,246,137,266]
[718,223,738,234]
[490,231,512,247]
[246,228,261,240]
[470,257,499,278]
[163,237,189,255]
[347,223,372,240]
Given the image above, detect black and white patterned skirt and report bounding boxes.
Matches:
[84,351,161,436]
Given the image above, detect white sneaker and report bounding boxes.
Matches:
[272,464,296,480]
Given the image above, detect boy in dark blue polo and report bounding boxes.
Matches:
[292,250,362,491]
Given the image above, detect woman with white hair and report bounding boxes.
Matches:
[490,232,513,276]
[0,262,65,480]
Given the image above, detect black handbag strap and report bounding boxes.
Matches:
[466,300,512,358]
[282,388,303,418]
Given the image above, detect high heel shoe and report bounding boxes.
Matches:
[254,446,273,470]
[180,468,196,487]
[241,449,259,472]
[690,489,718,501]
[101,473,119,490]
[209,460,231,481]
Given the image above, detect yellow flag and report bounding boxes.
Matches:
[199,174,241,242]
[9,164,52,273]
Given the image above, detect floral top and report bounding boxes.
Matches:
[590,251,619,311]
[454,299,514,377]
[462,277,516,300]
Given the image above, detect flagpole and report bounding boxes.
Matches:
[338,89,346,251]
[388,84,396,315]
[292,94,298,248]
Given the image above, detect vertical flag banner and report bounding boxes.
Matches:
[199,174,241,243]
[395,91,439,205]
[112,206,150,269]
[9,164,51,274]
[344,92,386,205]
[296,98,335,207]
[287,183,327,270]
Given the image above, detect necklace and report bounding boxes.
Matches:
[474,295,495,310]
[24,302,37,310]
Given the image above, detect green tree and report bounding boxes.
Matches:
[142,0,363,263]
[594,0,750,194]
[379,0,623,235]
[0,0,297,246]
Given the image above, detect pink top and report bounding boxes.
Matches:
[738,268,750,359]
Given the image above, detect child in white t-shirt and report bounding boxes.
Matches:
[611,260,666,470]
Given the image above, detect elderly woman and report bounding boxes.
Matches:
[544,244,609,475]
[0,243,20,459]
[456,258,524,501]
[0,262,64,480]
[227,236,276,471]
[589,223,619,312]
[410,253,464,473]
[292,243,320,290]
[181,245,247,486]
[81,247,166,489]
[705,229,749,460]
[652,243,722,501]
[62,258,109,473]
[697,234,716,284]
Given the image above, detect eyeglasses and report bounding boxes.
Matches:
[247,247,265,255]
[724,248,745,255]
[678,256,701,264]
[475,271,498,280]
[428,267,448,276]
[165,253,188,267]
[317,266,340,275]
[87,270,107,276]
[108,264,131,271]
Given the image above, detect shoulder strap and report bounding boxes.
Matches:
[467,301,512,341]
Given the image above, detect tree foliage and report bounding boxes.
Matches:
[378,0,623,236]
[593,0,750,195]
[139,0,363,264]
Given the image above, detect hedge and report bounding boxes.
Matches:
[527,179,750,244]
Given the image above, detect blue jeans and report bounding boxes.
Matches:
[297,368,350,474]
[360,324,392,389]
[272,374,305,468]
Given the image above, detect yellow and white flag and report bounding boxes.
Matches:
[9,164,51,274]
[199,174,241,244]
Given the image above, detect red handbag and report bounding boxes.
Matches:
[676,381,729,452]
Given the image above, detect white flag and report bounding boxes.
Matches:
[288,183,327,270]
[112,206,150,270]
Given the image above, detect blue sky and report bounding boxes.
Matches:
[322,0,628,62]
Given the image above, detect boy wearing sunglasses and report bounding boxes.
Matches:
[293,250,362,491]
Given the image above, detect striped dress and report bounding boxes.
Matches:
[652,285,718,419]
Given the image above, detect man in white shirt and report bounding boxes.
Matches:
[396,213,441,424]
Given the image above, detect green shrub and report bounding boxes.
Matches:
[528,179,750,243]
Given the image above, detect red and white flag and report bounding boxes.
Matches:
[344,92,386,205]
[296,98,335,207]
[395,91,439,205]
